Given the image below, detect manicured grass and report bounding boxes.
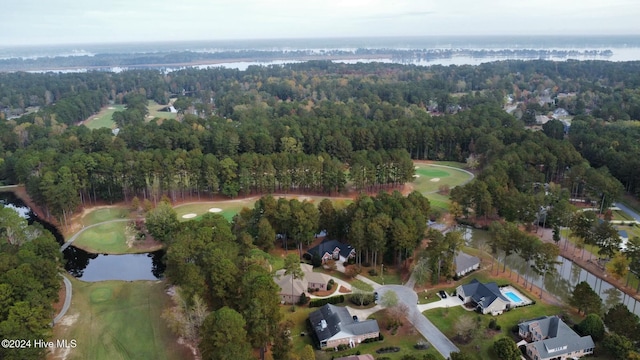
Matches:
[84,105,125,129]
[350,279,375,292]
[412,164,472,194]
[73,221,128,253]
[80,207,130,227]
[148,100,177,120]
[53,279,187,360]
[174,201,248,222]
[611,210,635,221]
[425,303,555,360]
[425,193,452,210]
[359,266,403,285]
[417,289,442,304]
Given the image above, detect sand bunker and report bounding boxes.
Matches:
[108,107,115,110]
[430,178,441,182]
[415,166,419,169]
[208,208,223,213]
[413,175,420,178]
[182,213,197,219]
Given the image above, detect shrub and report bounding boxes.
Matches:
[337,344,349,351]
[369,269,378,276]
[308,295,345,307]
[299,293,309,305]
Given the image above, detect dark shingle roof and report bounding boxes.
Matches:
[309,304,379,342]
[307,239,354,259]
[461,279,508,308]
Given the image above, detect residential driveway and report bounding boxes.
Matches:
[417,295,463,312]
[378,285,459,359]
[346,304,383,321]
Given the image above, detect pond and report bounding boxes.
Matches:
[461,226,640,316]
[0,191,165,282]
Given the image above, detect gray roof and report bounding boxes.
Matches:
[455,252,480,273]
[519,316,594,359]
[309,304,379,342]
[460,279,508,309]
[308,239,355,259]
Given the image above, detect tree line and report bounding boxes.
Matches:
[0,205,63,360]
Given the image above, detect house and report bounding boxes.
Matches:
[518,316,595,360]
[456,279,510,315]
[274,264,329,304]
[335,355,375,360]
[307,239,356,264]
[309,304,380,349]
[552,108,570,119]
[535,115,551,124]
[618,230,629,251]
[454,252,480,278]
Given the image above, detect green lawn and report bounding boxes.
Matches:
[53,279,187,360]
[412,164,472,194]
[174,201,249,222]
[611,210,635,222]
[84,105,125,129]
[80,207,130,227]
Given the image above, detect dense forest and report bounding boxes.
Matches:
[1,60,635,226]
[0,206,62,360]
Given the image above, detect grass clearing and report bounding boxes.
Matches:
[52,279,188,360]
[80,207,130,226]
[148,100,177,120]
[350,279,375,292]
[84,105,125,129]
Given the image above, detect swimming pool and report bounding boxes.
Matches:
[504,291,523,303]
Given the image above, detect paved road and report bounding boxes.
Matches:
[614,202,640,222]
[60,218,130,251]
[52,274,72,326]
[378,285,459,359]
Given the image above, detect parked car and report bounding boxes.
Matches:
[352,315,359,322]
[438,290,447,299]
[374,292,379,301]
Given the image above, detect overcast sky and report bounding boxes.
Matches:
[3,0,639,46]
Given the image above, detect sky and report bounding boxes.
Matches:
[2,0,640,46]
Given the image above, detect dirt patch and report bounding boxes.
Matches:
[57,313,79,327]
